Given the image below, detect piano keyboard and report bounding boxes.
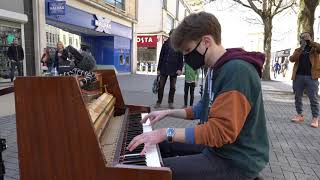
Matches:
[119,113,161,167]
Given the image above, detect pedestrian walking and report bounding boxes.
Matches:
[155,29,183,109]
[290,32,320,128]
[6,38,24,82]
[40,47,53,73]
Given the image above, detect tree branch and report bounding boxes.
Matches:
[273,0,284,15]
[272,1,295,17]
[232,0,252,8]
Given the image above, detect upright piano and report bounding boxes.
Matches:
[14,70,172,180]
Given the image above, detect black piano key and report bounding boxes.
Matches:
[124,155,145,161]
[122,159,146,166]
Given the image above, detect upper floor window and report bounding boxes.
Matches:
[163,0,167,10]
[105,0,125,10]
[166,14,174,33]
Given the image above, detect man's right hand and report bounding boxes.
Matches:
[140,110,170,125]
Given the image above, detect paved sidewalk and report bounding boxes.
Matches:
[1,75,320,180]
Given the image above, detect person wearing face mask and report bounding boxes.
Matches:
[127,12,268,180]
[155,29,184,109]
[290,32,320,128]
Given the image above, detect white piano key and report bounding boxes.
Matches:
[141,113,161,167]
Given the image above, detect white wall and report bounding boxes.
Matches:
[167,0,177,17]
[136,0,163,33]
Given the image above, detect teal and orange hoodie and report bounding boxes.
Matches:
[184,48,269,178]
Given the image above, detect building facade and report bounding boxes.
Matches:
[0,0,31,81]
[135,0,192,73]
[41,0,137,73]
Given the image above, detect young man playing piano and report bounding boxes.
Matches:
[128,12,269,180]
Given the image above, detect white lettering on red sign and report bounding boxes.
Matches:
[137,37,153,43]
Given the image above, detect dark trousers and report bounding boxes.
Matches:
[157,75,177,104]
[10,61,23,82]
[184,81,196,106]
[293,75,319,118]
[159,142,251,180]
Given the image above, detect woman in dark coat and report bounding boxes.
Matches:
[54,41,68,73]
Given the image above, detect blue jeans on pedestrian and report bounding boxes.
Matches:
[293,75,319,118]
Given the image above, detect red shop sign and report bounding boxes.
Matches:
[137,35,157,47]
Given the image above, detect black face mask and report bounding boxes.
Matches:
[184,41,208,70]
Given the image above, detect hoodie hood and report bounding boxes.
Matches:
[212,48,265,77]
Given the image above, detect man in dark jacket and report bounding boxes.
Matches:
[155,30,183,109]
[7,38,24,82]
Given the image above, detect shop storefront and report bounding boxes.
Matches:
[137,35,157,72]
[0,9,28,81]
[136,35,168,73]
[45,0,133,73]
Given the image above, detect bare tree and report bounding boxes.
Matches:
[297,0,320,39]
[228,0,296,80]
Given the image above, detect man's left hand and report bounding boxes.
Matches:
[127,128,167,156]
[176,70,182,76]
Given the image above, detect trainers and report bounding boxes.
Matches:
[291,114,304,123]
[154,103,161,108]
[311,117,319,128]
[168,103,174,109]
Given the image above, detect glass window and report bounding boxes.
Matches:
[178,1,185,21]
[163,0,167,10]
[105,0,124,10]
[76,39,78,48]
[166,14,174,33]
[69,37,73,46]
[0,24,22,79]
[49,33,52,44]
[63,35,66,45]
[46,32,49,45]
[119,54,124,65]
[125,55,130,65]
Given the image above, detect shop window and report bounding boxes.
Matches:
[46,32,49,45]
[69,37,73,46]
[76,39,78,48]
[0,25,21,79]
[125,55,130,65]
[53,34,55,44]
[105,0,125,10]
[63,35,66,46]
[119,54,124,65]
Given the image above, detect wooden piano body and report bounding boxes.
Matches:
[14,70,171,180]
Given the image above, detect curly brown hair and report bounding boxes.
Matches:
[171,12,221,52]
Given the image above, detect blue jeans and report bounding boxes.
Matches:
[293,75,319,118]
